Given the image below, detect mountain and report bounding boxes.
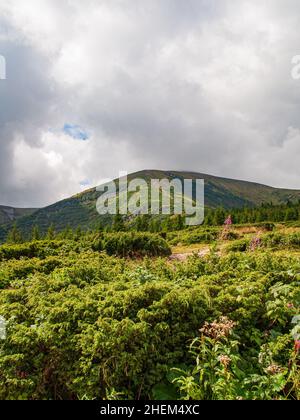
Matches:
[0,170,300,239]
[0,205,38,225]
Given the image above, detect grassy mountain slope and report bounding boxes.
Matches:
[1,170,300,238]
[0,206,37,225]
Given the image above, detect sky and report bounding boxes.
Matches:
[0,0,300,208]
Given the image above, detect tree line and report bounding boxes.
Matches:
[4,201,300,244]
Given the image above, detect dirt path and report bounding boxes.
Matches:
[170,247,211,261]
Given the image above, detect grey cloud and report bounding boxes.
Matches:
[0,0,300,207]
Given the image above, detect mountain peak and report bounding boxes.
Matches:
[1,170,299,239]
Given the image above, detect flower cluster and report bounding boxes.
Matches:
[200,316,237,340]
[219,215,234,240]
[224,215,233,226]
[218,354,232,368]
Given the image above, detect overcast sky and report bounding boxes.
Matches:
[0,0,300,207]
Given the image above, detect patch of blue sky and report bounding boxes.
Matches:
[63,124,89,141]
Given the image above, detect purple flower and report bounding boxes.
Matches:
[224,215,233,226]
[249,236,262,251]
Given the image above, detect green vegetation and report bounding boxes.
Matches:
[92,232,171,258]
[227,232,300,253]
[0,222,299,400]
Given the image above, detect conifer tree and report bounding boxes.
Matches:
[47,224,56,240]
[31,225,40,241]
[6,223,23,244]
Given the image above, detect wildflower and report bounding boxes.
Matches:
[249,236,262,251]
[218,354,232,368]
[219,215,234,240]
[287,303,294,309]
[200,316,236,340]
[294,340,300,352]
[224,215,233,226]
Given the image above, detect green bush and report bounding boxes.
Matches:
[262,233,300,249]
[0,240,82,262]
[0,243,39,261]
[168,228,220,246]
[92,232,171,257]
[226,232,300,253]
[226,239,250,252]
[0,257,63,289]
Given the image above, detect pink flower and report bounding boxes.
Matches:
[249,236,262,251]
[287,303,294,309]
[224,215,233,226]
[294,340,300,352]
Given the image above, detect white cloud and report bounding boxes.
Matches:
[0,0,299,207]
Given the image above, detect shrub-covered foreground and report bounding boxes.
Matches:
[0,236,299,400]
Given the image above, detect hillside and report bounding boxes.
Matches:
[0,170,300,238]
[0,206,38,225]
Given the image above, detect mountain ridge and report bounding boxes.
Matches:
[0,205,38,225]
[0,169,299,239]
